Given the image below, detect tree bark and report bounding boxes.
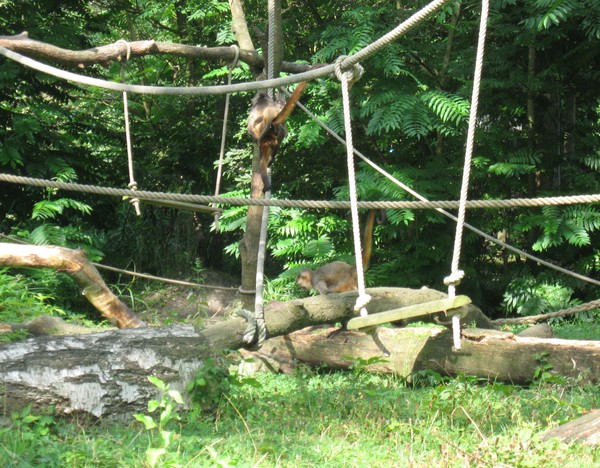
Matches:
[252,326,599,386]
[0,243,145,329]
[2,287,596,420]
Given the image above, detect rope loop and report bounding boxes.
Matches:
[228,44,240,70]
[236,308,258,344]
[115,39,132,62]
[334,55,364,87]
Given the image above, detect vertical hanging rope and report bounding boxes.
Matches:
[335,57,369,316]
[249,0,280,346]
[117,40,141,216]
[213,45,240,230]
[444,0,490,350]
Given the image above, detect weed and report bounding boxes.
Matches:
[134,376,185,468]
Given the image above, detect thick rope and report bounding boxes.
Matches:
[336,58,370,317]
[493,299,600,325]
[213,45,240,229]
[446,0,489,299]
[267,0,276,97]
[2,172,599,212]
[252,191,270,346]
[247,0,282,347]
[1,171,599,211]
[0,0,450,97]
[116,40,141,216]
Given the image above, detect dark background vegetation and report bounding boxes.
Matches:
[1,0,599,321]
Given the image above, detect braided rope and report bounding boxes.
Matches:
[336,58,370,317]
[2,172,599,211]
[247,0,282,347]
[493,299,600,325]
[446,0,489,300]
[445,0,489,350]
[116,40,141,216]
[0,0,450,97]
[213,45,240,229]
[236,308,259,344]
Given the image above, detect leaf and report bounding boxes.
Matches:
[167,389,184,405]
[147,375,167,391]
[134,414,157,430]
[148,400,160,413]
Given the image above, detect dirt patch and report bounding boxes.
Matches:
[137,270,241,327]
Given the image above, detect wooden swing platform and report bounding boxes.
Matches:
[346,295,472,330]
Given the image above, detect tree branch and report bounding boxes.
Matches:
[0,32,311,73]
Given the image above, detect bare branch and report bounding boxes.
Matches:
[0,33,311,73]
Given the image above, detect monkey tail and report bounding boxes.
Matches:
[361,209,376,271]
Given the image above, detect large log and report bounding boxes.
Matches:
[1,287,596,420]
[253,327,600,385]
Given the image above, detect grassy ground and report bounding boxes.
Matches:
[1,363,599,467]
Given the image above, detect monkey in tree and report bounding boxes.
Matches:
[247,81,308,192]
[295,209,377,294]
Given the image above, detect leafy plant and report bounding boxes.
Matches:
[187,357,232,407]
[502,275,580,317]
[134,376,185,468]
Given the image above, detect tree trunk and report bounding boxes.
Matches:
[1,287,597,420]
[540,410,600,446]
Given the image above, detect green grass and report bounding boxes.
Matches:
[1,370,599,467]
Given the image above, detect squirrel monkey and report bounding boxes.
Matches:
[296,210,377,294]
[247,82,308,192]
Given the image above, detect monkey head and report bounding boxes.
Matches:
[295,269,314,291]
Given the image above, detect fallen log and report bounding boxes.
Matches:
[251,326,600,385]
[540,410,600,446]
[0,287,596,420]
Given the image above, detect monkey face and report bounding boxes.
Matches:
[295,270,313,290]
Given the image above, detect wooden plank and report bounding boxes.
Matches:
[346,295,471,330]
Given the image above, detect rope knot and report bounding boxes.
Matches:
[444,270,464,287]
[334,55,364,87]
[354,293,372,317]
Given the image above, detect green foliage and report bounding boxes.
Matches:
[0,269,65,338]
[134,376,185,468]
[502,274,580,317]
[187,357,232,407]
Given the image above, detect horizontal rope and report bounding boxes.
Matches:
[2,173,599,210]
